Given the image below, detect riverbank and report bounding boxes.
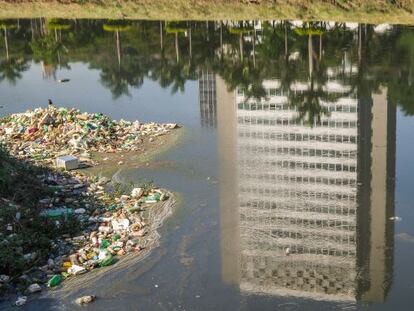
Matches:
[0,0,414,24]
[0,107,180,306]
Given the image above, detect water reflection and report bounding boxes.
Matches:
[217,77,395,302]
[1,19,414,117]
[0,17,405,306]
[199,70,217,128]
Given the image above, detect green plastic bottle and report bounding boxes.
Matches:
[100,239,111,249]
[99,253,114,267]
[47,275,62,287]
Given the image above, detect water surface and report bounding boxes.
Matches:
[1,19,414,310]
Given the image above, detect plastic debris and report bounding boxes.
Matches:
[0,275,10,283]
[27,283,42,294]
[112,218,130,231]
[58,79,70,83]
[41,208,73,218]
[285,247,291,256]
[47,275,62,287]
[68,264,87,275]
[0,106,176,292]
[389,216,402,222]
[0,106,177,167]
[99,253,114,267]
[15,296,27,306]
[131,187,143,198]
[56,155,79,170]
[75,295,96,305]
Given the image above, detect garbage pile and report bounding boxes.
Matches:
[0,106,178,166]
[1,168,169,302]
[0,106,178,303]
[42,176,169,284]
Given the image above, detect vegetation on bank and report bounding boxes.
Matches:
[0,147,80,290]
[0,0,413,24]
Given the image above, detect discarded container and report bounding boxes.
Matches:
[74,208,86,214]
[63,261,72,269]
[61,272,70,279]
[389,216,402,222]
[99,253,114,267]
[98,226,113,234]
[28,127,38,135]
[143,193,161,203]
[27,283,42,294]
[112,218,130,231]
[58,78,70,83]
[41,208,73,218]
[131,187,143,198]
[15,296,27,306]
[47,275,62,287]
[56,155,79,171]
[68,264,87,275]
[75,295,96,305]
[127,205,142,213]
[98,249,109,260]
[0,275,10,283]
[100,239,111,249]
[69,254,79,265]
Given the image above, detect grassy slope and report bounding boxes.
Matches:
[0,0,413,24]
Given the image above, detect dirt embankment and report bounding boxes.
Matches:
[0,0,414,24]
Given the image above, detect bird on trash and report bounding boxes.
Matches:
[48,99,54,106]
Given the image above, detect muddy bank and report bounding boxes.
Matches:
[82,128,183,179]
[0,0,414,24]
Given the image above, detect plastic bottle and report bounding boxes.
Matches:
[47,275,62,287]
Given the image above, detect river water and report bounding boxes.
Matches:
[1,20,414,310]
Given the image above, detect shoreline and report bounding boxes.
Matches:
[0,0,413,25]
[81,128,184,180]
[53,190,177,296]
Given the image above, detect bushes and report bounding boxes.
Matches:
[0,147,81,280]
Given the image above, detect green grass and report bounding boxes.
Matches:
[0,0,413,24]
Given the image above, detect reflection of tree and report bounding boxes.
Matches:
[1,19,414,116]
[288,25,332,125]
[388,32,414,115]
[1,20,17,60]
[165,22,187,63]
[103,20,132,67]
[218,59,266,100]
[289,79,335,126]
[99,52,146,99]
[99,20,139,98]
[151,56,197,94]
[0,57,29,85]
[28,19,73,80]
[30,35,69,79]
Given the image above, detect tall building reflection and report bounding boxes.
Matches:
[199,70,217,128]
[217,76,396,302]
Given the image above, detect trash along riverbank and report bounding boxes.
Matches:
[0,106,180,306]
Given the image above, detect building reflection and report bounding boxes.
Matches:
[216,75,396,302]
[199,70,217,128]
